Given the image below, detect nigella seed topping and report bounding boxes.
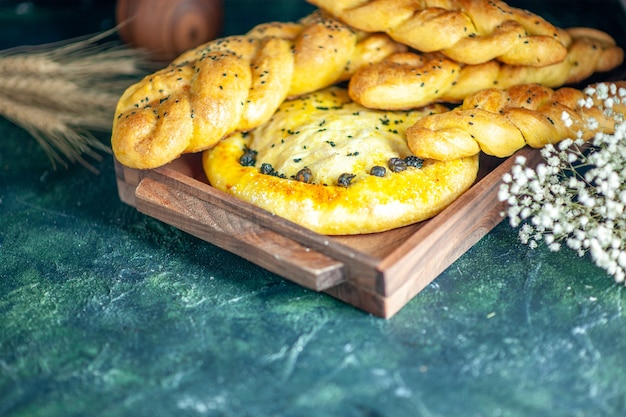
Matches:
[239,147,258,166]
[260,163,274,175]
[295,167,313,183]
[388,157,407,172]
[370,166,386,177]
[404,155,424,168]
[337,173,356,187]
[259,163,286,178]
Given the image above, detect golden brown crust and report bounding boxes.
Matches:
[306,0,570,66]
[348,27,624,110]
[348,52,462,110]
[406,82,626,161]
[111,11,405,170]
[202,88,479,235]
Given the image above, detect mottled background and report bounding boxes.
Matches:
[1,1,626,416]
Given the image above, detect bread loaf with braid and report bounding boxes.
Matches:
[306,0,570,66]
[406,82,626,161]
[349,27,624,110]
[111,11,405,169]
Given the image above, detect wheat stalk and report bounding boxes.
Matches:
[0,95,109,173]
[0,75,120,115]
[0,28,155,172]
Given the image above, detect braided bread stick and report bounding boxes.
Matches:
[306,0,570,66]
[349,27,624,110]
[406,82,626,161]
[111,11,405,169]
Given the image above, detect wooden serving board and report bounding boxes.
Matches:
[114,147,543,318]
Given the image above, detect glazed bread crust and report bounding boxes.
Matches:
[306,0,570,66]
[111,11,405,169]
[349,27,624,110]
[406,82,626,161]
[203,88,479,235]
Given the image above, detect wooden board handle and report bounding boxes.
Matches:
[134,175,346,291]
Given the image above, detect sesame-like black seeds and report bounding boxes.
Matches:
[370,166,386,177]
[295,167,313,183]
[404,155,424,169]
[239,147,257,166]
[259,163,286,178]
[260,162,274,175]
[337,173,356,187]
[388,157,407,172]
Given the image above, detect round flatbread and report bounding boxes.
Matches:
[203,87,479,235]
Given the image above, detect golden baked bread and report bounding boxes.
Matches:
[203,87,479,235]
[349,52,462,110]
[349,27,624,110]
[306,0,570,66]
[406,82,626,161]
[111,11,405,169]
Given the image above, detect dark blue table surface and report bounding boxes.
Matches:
[2,1,626,416]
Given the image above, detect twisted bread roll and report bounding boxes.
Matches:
[307,0,570,66]
[112,11,405,169]
[349,52,462,110]
[349,27,624,110]
[406,82,626,161]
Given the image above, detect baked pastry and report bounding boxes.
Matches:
[203,87,479,235]
[111,11,405,169]
[349,27,624,110]
[306,0,570,66]
[406,82,626,161]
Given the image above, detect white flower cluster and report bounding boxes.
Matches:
[498,83,626,284]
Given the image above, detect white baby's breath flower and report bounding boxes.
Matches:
[535,163,548,181]
[561,112,573,128]
[499,83,626,286]
[547,155,561,167]
[566,236,582,251]
[596,83,610,98]
[548,242,562,252]
[567,152,578,164]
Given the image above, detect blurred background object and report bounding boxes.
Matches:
[116,0,223,62]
